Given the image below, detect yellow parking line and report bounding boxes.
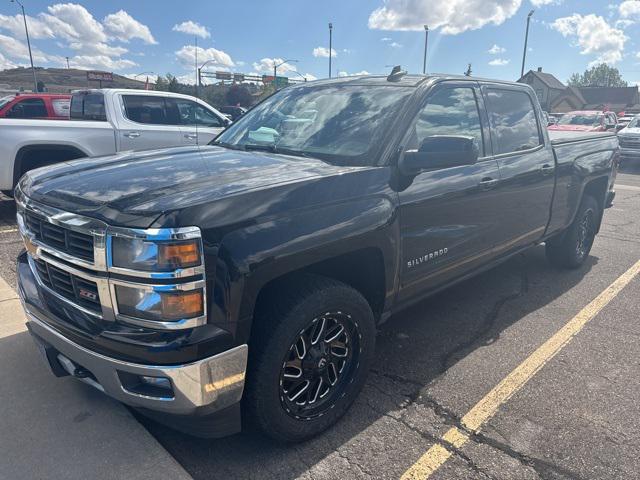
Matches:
[0,227,18,234]
[401,258,640,480]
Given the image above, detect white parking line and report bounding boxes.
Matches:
[0,227,18,234]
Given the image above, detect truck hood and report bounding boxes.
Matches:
[620,127,640,136]
[20,145,362,227]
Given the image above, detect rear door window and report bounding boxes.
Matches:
[485,89,541,155]
[51,98,70,117]
[122,95,180,125]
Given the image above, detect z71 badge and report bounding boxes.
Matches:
[407,247,448,269]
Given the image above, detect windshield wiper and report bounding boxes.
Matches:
[211,140,245,151]
[243,143,277,153]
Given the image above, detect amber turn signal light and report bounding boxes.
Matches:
[161,290,204,320]
[158,241,201,269]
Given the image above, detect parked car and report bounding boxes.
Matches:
[616,113,635,131]
[15,73,618,442]
[617,114,640,163]
[0,89,230,194]
[549,110,618,132]
[542,111,556,126]
[219,105,247,121]
[0,93,71,120]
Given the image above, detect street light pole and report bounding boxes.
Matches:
[11,0,37,91]
[273,59,298,90]
[328,23,333,78]
[520,10,534,79]
[422,25,429,74]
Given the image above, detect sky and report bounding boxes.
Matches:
[0,0,639,85]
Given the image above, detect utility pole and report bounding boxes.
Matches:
[520,10,534,79]
[422,25,429,74]
[11,0,37,91]
[328,23,333,78]
[464,63,472,77]
[194,36,198,98]
[65,56,70,69]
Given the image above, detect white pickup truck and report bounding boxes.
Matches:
[0,88,230,193]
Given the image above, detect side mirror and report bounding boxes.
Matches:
[399,135,479,176]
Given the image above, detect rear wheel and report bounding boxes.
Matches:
[244,274,376,442]
[546,195,599,269]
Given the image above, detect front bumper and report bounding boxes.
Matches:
[23,304,248,417]
[619,147,640,159]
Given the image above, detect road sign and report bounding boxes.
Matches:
[215,71,232,80]
[262,75,289,87]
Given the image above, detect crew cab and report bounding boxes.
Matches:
[0,93,71,120]
[0,88,230,194]
[549,110,618,132]
[15,72,618,442]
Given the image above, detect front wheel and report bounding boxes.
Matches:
[546,195,600,269]
[244,274,376,442]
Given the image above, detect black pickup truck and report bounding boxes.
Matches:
[15,72,618,442]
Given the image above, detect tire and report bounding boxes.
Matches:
[546,195,600,269]
[244,274,376,442]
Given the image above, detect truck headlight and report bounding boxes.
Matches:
[111,237,202,272]
[115,285,204,321]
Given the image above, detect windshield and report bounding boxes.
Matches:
[558,113,602,126]
[0,95,15,109]
[626,117,640,128]
[213,84,413,166]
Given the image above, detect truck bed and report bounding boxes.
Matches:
[548,130,617,145]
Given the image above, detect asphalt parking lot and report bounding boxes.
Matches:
[1,165,639,480]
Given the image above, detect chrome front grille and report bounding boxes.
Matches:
[16,187,207,331]
[32,257,101,313]
[619,136,640,148]
[25,211,95,262]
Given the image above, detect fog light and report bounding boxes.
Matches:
[118,371,174,399]
[140,375,172,390]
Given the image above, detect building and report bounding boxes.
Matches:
[518,67,640,114]
[518,67,566,111]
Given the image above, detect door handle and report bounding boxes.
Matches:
[479,177,499,190]
[184,133,198,139]
[124,132,140,138]
[540,164,555,175]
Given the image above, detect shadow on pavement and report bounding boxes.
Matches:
[137,245,597,480]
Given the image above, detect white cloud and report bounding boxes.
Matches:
[381,37,392,42]
[172,21,211,39]
[123,73,159,83]
[176,45,234,69]
[0,13,55,40]
[530,0,562,6]
[44,3,108,44]
[313,47,337,58]
[338,70,371,77]
[488,58,510,66]
[103,10,156,44]
[302,73,318,81]
[70,55,137,71]
[0,34,55,63]
[368,0,522,34]
[69,42,128,57]
[253,57,297,74]
[619,0,640,18]
[389,41,403,48]
[552,14,626,65]
[0,52,17,70]
[176,73,197,85]
[488,44,506,54]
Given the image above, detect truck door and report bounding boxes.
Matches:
[481,86,555,255]
[171,98,227,145]
[118,94,184,151]
[397,82,502,303]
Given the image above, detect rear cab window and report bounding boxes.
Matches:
[7,98,47,118]
[484,88,542,155]
[70,92,106,121]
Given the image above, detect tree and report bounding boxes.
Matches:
[464,63,472,77]
[567,64,628,88]
[226,84,252,107]
[36,80,46,92]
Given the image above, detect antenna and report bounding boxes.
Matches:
[194,35,199,148]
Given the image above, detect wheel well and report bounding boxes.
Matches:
[254,248,387,320]
[14,145,87,188]
[582,176,609,232]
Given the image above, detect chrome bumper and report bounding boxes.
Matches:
[24,307,248,416]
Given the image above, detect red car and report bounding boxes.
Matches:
[0,93,71,119]
[548,110,618,132]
